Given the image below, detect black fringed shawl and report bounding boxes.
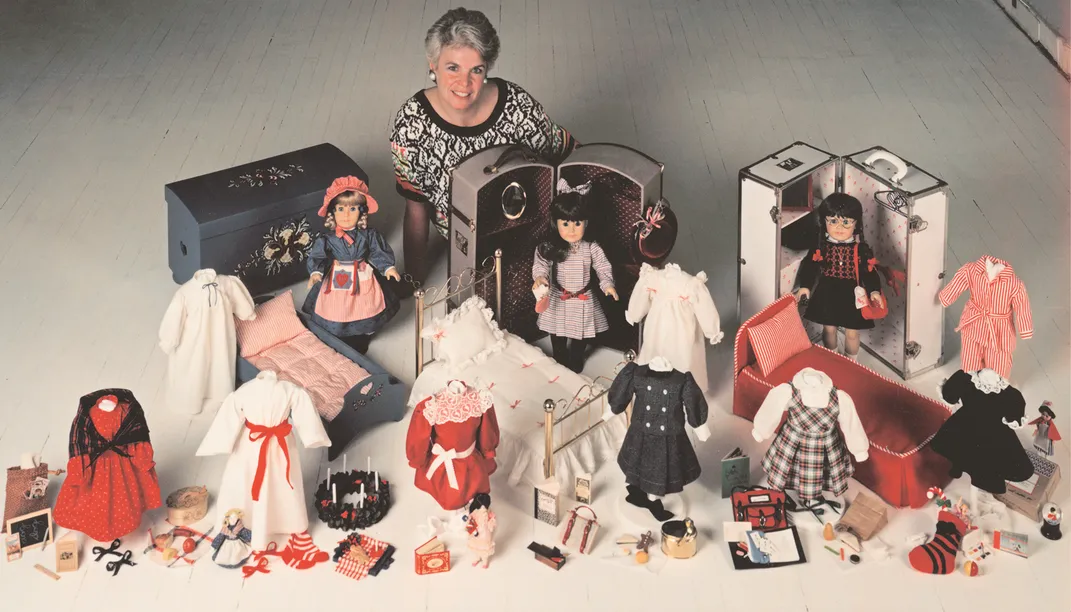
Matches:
[68,388,152,476]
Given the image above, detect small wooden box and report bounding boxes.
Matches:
[166,143,366,295]
[534,479,561,527]
[835,492,888,541]
[995,451,1061,521]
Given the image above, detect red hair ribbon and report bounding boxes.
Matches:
[242,556,271,578]
[812,250,824,262]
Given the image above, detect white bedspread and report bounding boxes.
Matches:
[408,333,627,489]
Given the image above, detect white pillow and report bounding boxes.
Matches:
[421,296,506,370]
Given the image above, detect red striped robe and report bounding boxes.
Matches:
[938,256,1032,378]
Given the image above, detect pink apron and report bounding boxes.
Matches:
[314,260,386,324]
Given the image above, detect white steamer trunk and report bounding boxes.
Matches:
[738,142,949,379]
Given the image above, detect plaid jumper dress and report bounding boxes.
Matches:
[761,383,853,501]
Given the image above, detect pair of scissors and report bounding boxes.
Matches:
[106,550,136,575]
[92,539,123,562]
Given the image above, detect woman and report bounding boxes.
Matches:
[390,7,577,285]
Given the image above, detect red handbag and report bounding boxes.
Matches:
[731,487,788,531]
[854,244,888,320]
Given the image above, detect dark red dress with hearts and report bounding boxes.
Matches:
[54,392,162,542]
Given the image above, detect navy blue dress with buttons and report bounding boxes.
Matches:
[609,362,708,496]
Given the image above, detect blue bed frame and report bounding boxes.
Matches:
[236,302,409,461]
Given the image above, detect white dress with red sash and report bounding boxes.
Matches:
[197,371,330,550]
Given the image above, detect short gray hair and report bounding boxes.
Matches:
[425,8,501,69]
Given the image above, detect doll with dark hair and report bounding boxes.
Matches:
[1029,402,1061,457]
[793,193,884,360]
[466,493,496,568]
[531,179,618,373]
[303,176,402,353]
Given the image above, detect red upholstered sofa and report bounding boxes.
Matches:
[733,295,953,509]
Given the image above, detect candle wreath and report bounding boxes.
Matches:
[314,470,391,530]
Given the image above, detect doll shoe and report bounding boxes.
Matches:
[646,499,675,522]
[625,484,649,508]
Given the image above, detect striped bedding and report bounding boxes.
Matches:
[247,329,370,421]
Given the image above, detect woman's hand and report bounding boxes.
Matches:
[532,277,548,291]
[794,288,810,302]
[605,286,619,301]
[384,267,401,282]
[307,272,323,289]
[870,292,885,309]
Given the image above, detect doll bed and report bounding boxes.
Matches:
[412,252,627,490]
[732,295,953,508]
[236,295,408,461]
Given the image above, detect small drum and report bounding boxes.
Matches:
[660,517,698,559]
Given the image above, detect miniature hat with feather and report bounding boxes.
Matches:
[319,176,379,217]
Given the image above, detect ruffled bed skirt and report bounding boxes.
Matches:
[494,412,629,490]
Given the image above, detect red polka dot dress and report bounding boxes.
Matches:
[54,389,162,542]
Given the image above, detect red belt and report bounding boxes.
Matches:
[560,290,589,301]
[246,422,293,501]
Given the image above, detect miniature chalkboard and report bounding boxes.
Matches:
[6,508,53,551]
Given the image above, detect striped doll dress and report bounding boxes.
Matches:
[532,240,614,340]
[752,368,870,502]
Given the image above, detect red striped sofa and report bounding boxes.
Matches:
[733,295,953,509]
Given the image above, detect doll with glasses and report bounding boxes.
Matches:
[793,193,884,360]
[532,179,618,373]
[303,176,402,353]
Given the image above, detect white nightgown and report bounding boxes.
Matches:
[626,263,723,393]
[158,269,256,414]
[196,371,330,550]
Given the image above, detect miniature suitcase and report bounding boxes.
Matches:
[739,142,949,379]
[166,143,366,296]
[449,143,665,352]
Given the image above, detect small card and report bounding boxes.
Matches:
[574,473,592,504]
[721,448,750,498]
[55,534,78,572]
[5,534,21,562]
[722,521,754,543]
[992,530,1028,558]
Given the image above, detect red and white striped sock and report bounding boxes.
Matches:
[286,531,328,569]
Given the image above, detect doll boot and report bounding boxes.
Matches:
[908,510,967,574]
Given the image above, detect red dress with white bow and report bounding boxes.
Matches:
[406,382,500,511]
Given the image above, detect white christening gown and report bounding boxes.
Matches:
[158,269,256,414]
[196,371,330,550]
[626,263,723,393]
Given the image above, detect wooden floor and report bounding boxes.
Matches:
[0,1,1068,610]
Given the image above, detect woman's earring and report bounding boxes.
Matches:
[483,77,488,83]
[428,70,436,82]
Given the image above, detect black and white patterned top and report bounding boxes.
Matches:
[390,78,575,239]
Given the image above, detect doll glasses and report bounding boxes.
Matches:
[825,217,856,228]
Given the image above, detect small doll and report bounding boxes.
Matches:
[211,509,253,568]
[532,178,618,373]
[466,493,496,569]
[1028,401,1061,457]
[794,193,884,360]
[302,176,401,353]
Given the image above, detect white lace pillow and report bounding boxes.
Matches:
[421,296,506,370]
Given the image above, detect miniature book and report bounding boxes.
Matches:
[992,530,1028,558]
[721,448,750,498]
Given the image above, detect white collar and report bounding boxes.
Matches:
[825,234,856,244]
[193,268,218,281]
[970,369,1008,394]
[649,356,673,372]
[256,370,278,381]
[791,367,833,391]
